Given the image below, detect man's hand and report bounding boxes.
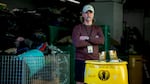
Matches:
[80,36,89,40]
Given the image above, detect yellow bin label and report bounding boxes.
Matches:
[84,60,128,84]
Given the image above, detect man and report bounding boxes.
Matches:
[72,4,104,84]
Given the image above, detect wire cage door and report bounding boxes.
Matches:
[0,53,70,84]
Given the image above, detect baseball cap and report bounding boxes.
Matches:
[82,4,94,13]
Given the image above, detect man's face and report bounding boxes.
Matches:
[82,10,94,22]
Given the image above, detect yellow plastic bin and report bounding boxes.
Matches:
[84,60,128,84]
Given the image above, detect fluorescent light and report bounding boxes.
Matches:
[67,0,80,4]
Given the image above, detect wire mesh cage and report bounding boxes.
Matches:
[0,53,70,84]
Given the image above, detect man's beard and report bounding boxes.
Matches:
[86,17,93,21]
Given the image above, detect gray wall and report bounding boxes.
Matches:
[91,1,123,43]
